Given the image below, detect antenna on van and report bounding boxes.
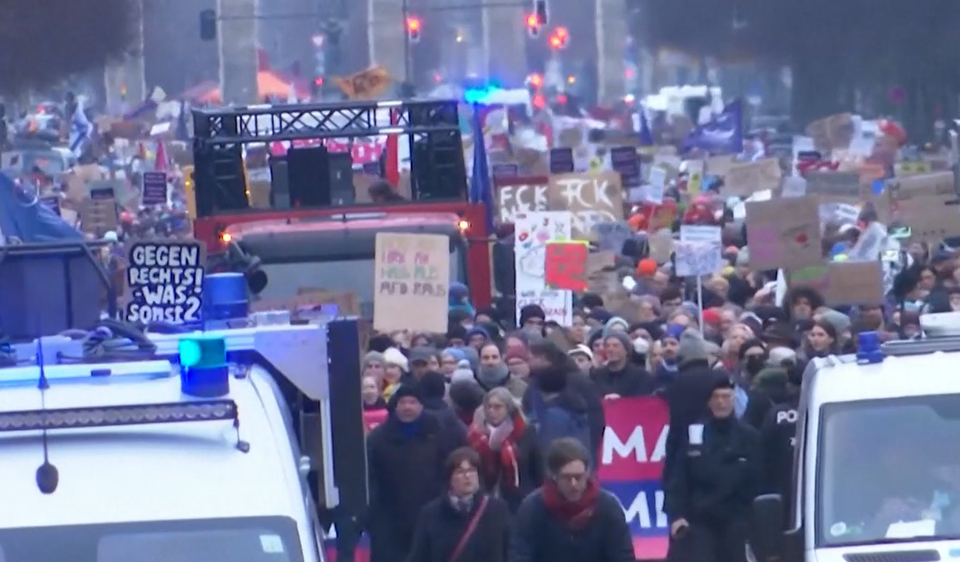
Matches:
[34,336,59,494]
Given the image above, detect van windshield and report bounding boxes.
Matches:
[817,394,960,546]
[0,516,305,562]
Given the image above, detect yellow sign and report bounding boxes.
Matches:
[896,161,932,176]
[335,66,392,100]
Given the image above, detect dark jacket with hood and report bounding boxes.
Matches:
[366,391,467,562]
[742,366,790,430]
[522,368,605,463]
[663,331,730,482]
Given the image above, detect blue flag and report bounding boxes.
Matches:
[468,104,494,232]
[684,99,743,154]
[638,107,654,146]
[0,173,83,243]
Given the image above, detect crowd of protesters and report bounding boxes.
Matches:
[342,207,957,562]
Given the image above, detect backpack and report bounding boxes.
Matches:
[529,390,593,460]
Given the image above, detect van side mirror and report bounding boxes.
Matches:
[749,494,784,562]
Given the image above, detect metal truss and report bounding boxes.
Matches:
[192,99,461,147]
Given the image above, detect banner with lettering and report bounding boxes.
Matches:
[599,396,669,560]
[373,233,450,333]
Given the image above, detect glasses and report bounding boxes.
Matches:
[453,467,478,478]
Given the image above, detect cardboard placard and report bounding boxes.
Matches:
[334,65,392,100]
[705,155,735,178]
[373,233,450,334]
[593,221,632,253]
[723,158,782,197]
[805,171,865,204]
[885,172,960,242]
[787,261,884,306]
[586,251,618,294]
[805,113,855,152]
[544,242,588,291]
[82,184,119,235]
[745,196,822,270]
[609,146,642,189]
[494,178,549,224]
[141,171,168,206]
[547,171,624,241]
[124,239,206,325]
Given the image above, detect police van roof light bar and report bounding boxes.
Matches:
[0,399,238,433]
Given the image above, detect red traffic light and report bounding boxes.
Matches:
[526,14,538,28]
[555,26,568,39]
[314,77,324,86]
[548,35,563,49]
[532,94,546,109]
[406,17,421,31]
[528,73,543,88]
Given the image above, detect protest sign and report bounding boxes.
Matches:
[545,242,588,291]
[82,184,119,236]
[685,160,704,195]
[599,397,669,560]
[594,221,632,253]
[885,172,960,241]
[373,233,450,333]
[724,158,782,197]
[787,262,884,306]
[896,160,932,176]
[125,240,205,325]
[610,146,642,189]
[547,171,624,241]
[805,171,863,204]
[549,147,575,174]
[704,155,735,178]
[646,166,667,204]
[745,196,821,270]
[334,65,392,99]
[586,251,618,294]
[491,162,520,179]
[515,212,573,324]
[676,225,722,277]
[805,113,855,152]
[494,176,549,224]
[141,171,168,206]
[648,229,675,264]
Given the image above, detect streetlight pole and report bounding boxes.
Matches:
[402,0,411,85]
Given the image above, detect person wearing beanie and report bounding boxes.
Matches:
[368,333,396,354]
[466,325,490,349]
[446,323,468,347]
[602,316,630,337]
[663,371,761,562]
[518,304,546,333]
[663,330,736,482]
[450,359,477,386]
[419,371,467,434]
[504,346,531,379]
[367,380,467,562]
[408,346,437,380]
[363,350,386,379]
[592,332,655,400]
[567,344,593,373]
[382,347,413,400]
[448,281,476,317]
[440,347,466,378]
[636,258,658,277]
[586,327,605,366]
[476,342,528,402]
[586,308,613,328]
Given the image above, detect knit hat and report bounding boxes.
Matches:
[568,343,593,361]
[388,383,422,410]
[677,330,710,368]
[505,346,530,363]
[603,316,630,336]
[465,326,490,341]
[819,309,852,336]
[383,347,409,371]
[363,351,385,368]
[450,359,475,384]
[518,304,546,326]
[408,346,435,366]
[442,347,466,362]
[701,308,722,329]
[604,331,633,354]
[636,259,658,276]
[768,347,798,367]
[663,323,685,341]
[587,327,604,348]
[447,323,468,343]
[588,308,613,325]
[419,371,447,400]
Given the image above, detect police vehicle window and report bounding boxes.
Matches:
[257,243,466,315]
[99,528,296,562]
[817,394,960,546]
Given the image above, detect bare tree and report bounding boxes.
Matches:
[0,0,138,94]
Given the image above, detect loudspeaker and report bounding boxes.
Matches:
[287,146,331,207]
[328,152,355,205]
[268,155,291,209]
[413,133,465,200]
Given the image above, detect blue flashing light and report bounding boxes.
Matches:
[179,336,230,397]
[464,85,503,105]
[856,331,884,364]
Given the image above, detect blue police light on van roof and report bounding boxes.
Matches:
[856,331,884,364]
[178,336,230,397]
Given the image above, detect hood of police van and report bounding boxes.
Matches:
[814,540,960,562]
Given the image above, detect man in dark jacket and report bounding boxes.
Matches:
[522,340,605,464]
[592,332,655,398]
[663,330,728,480]
[366,383,467,562]
[419,370,468,434]
[664,377,762,562]
[509,438,635,562]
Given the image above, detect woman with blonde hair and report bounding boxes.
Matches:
[466,387,542,512]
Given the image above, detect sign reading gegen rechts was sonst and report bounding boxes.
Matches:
[126,240,205,324]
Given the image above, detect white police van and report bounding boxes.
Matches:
[0,324,335,562]
[751,312,960,562]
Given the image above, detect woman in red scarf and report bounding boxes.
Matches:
[466,387,542,512]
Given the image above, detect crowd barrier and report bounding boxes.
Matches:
[328,396,670,561]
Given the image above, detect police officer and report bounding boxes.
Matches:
[664,376,762,562]
[759,362,803,518]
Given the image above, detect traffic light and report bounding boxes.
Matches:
[199,9,216,41]
[548,27,568,50]
[525,13,540,38]
[534,0,548,25]
[527,73,543,88]
[406,17,422,43]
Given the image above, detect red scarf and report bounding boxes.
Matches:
[466,414,526,491]
[542,478,600,530]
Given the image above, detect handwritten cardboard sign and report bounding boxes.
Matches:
[373,233,450,333]
[593,221,632,253]
[806,171,864,203]
[548,171,624,241]
[82,184,119,236]
[805,113,855,152]
[494,177,549,224]
[545,242,588,291]
[787,261,884,306]
[724,158,782,197]
[124,240,205,325]
[884,172,960,242]
[335,65,392,100]
[745,196,822,270]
